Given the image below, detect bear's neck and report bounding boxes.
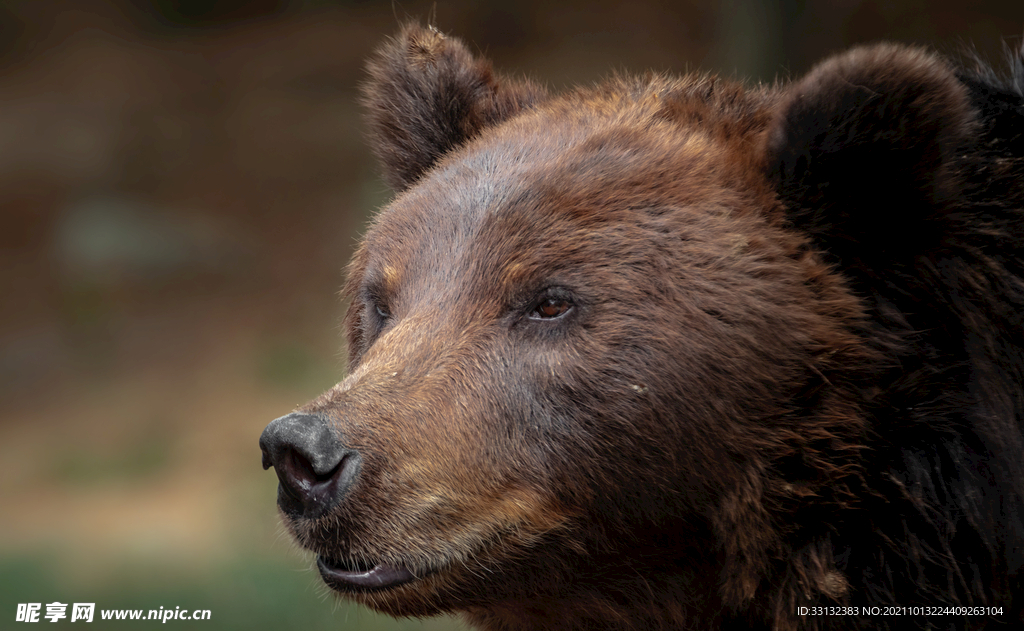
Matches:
[462,565,725,631]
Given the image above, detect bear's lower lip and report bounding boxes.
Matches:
[316,556,417,591]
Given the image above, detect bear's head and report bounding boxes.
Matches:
[260,24,980,630]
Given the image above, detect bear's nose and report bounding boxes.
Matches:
[259,412,361,519]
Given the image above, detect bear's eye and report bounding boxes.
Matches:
[530,297,572,320]
[375,303,391,321]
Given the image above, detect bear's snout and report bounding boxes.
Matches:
[260,412,361,519]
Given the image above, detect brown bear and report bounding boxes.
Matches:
[260,24,1024,631]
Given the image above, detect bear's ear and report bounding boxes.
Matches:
[361,24,548,192]
[766,44,975,266]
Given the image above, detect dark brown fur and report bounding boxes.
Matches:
[272,24,1024,630]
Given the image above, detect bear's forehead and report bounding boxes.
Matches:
[378,82,767,229]
[360,78,778,289]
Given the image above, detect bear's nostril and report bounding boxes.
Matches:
[276,447,318,501]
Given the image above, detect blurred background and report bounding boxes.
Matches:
[0,1,1021,629]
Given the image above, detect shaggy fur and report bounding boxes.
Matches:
[266,24,1024,630]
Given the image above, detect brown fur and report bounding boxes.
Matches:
[269,25,1024,631]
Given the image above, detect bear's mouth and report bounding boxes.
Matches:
[316,555,420,592]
